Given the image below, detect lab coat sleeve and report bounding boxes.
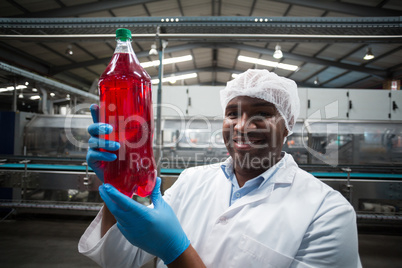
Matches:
[291,192,362,268]
[78,206,154,268]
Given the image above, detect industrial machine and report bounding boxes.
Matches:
[0,111,401,225]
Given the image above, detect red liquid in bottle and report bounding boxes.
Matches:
[99,52,156,198]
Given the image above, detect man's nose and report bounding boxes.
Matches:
[234,113,257,133]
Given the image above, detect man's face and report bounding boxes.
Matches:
[222,96,288,171]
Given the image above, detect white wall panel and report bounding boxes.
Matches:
[390,90,402,120]
[348,90,391,120]
[188,86,223,118]
[297,87,308,120]
[152,85,188,118]
[307,88,349,120]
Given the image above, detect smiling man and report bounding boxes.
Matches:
[223,96,289,186]
[80,69,361,268]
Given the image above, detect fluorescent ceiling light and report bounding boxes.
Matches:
[151,73,197,84]
[0,87,13,93]
[238,55,299,71]
[141,55,192,68]
[0,85,27,92]
[30,95,41,100]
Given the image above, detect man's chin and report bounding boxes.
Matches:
[233,153,277,171]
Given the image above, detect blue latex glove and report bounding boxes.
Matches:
[99,177,190,265]
[86,104,120,182]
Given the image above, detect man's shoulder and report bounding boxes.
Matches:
[293,167,352,207]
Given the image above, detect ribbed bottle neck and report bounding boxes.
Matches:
[114,39,134,54]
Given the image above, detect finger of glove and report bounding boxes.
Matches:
[101,184,149,219]
[88,123,113,137]
[99,185,142,227]
[87,148,117,163]
[88,137,120,151]
[90,104,99,124]
[150,177,163,209]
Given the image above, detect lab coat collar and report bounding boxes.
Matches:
[220,152,295,185]
[218,153,298,214]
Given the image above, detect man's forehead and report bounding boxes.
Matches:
[226,96,276,108]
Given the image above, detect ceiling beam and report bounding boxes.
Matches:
[0,61,98,101]
[50,43,217,74]
[154,66,241,78]
[14,0,160,18]
[306,44,366,85]
[50,41,391,80]
[0,42,92,89]
[227,43,389,78]
[5,0,29,14]
[270,0,401,17]
[0,42,50,74]
[249,0,258,16]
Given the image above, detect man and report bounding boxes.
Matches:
[79,69,361,267]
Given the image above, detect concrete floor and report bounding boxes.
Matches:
[0,213,401,268]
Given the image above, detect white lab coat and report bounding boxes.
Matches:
[79,153,361,268]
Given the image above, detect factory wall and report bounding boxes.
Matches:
[153,86,402,121]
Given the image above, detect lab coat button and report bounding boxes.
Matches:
[219,216,228,224]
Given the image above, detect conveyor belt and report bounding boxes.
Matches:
[1,163,402,179]
[0,163,91,171]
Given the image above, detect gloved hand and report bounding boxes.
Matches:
[86,104,120,182]
[99,177,190,265]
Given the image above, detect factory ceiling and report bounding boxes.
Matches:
[0,0,401,106]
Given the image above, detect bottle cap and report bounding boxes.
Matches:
[116,28,132,41]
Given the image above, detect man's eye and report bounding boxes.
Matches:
[226,111,238,118]
[257,111,272,117]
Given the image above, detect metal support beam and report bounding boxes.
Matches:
[38,86,48,114]
[154,27,166,176]
[12,80,17,112]
[0,42,50,74]
[0,61,99,102]
[1,16,400,37]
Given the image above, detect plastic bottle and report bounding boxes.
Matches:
[99,28,156,198]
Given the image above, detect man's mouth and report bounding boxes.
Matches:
[233,138,263,149]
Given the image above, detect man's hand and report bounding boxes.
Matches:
[99,177,191,265]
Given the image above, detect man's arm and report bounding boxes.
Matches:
[168,245,206,268]
[101,204,117,237]
[293,198,361,267]
[99,178,205,266]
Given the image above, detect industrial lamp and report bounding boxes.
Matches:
[273,44,283,59]
[65,45,73,56]
[363,47,374,60]
[149,43,158,56]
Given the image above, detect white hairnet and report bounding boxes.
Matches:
[220,69,300,136]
